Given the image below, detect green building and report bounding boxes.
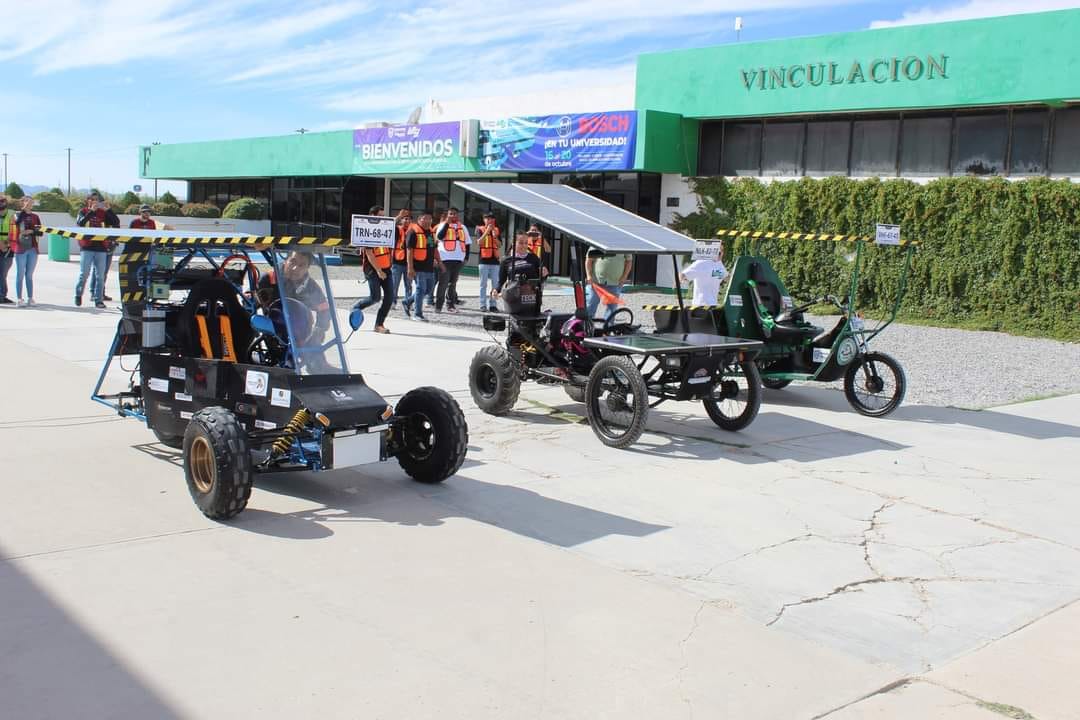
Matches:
[141,9,1080,285]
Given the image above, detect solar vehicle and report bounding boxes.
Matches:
[457,182,763,449]
[48,226,468,519]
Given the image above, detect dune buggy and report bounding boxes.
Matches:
[48,226,468,520]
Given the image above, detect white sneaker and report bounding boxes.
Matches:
[16,299,26,307]
[27,298,35,306]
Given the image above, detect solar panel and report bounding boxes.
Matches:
[455,182,694,254]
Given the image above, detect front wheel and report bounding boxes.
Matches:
[585,355,648,448]
[844,351,906,417]
[704,360,762,431]
[394,387,469,483]
[469,345,520,415]
[183,407,254,520]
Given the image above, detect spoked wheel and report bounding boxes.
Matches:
[585,356,648,448]
[844,351,906,417]
[703,360,762,431]
[761,377,792,390]
[468,345,520,415]
[394,386,468,483]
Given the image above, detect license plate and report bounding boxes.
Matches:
[332,430,382,468]
[812,347,830,363]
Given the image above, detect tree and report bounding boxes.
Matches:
[160,190,179,205]
[33,190,71,213]
[223,197,266,220]
[4,182,24,199]
[118,191,140,209]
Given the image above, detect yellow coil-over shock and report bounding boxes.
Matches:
[270,408,312,458]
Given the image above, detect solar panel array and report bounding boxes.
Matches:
[455,182,695,254]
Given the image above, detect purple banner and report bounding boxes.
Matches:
[353,121,463,173]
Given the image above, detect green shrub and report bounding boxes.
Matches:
[4,182,24,199]
[33,191,72,214]
[672,176,1080,341]
[124,204,142,214]
[159,190,179,205]
[222,196,266,220]
[117,191,140,209]
[152,202,183,217]
[181,202,222,218]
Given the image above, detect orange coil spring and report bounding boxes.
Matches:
[271,408,311,457]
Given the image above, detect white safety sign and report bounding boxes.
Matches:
[350,214,397,248]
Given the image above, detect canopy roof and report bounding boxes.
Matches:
[44,227,344,248]
[455,182,694,254]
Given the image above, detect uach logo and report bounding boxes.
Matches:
[741,54,948,91]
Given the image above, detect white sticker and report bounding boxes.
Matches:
[813,347,830,363]
[148,377,169,393]
[175,392,192,403]
[271,388,292,408]
[782,296,793,308]
[180,411,193,420]
[168,366,186,380]
[875,223,901,245]
[728,295,743,307]
[245,370,269,397]
[254,419,276,430]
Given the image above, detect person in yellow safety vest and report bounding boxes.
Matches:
[390,208,414,317]
[0,194,14,304]
[434,206,471,313]
[405,211,443,322]
[353,205,395,334]
[475,211,502,312]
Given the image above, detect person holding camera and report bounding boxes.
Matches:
[475,211,502,311]
[74,192,120,308]
[12,197,41,306]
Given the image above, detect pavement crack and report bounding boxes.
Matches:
[677,602,707,720]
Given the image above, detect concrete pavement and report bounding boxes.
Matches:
[2,256,1078,719]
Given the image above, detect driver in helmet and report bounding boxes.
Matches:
[256,251,332,346]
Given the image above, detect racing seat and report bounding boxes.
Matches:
[746,262,820,344]
[177,278,253,362]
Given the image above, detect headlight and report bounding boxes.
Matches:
[662,356,683,369]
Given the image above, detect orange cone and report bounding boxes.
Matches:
[591,282,626,307]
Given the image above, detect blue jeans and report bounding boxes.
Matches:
[14,251,38,299]
[478,264,500,311]
[411,271,436,318]
[587,283,623,320]
[390,264,413,309]
[0,251,11,299]
[76,249,108,302]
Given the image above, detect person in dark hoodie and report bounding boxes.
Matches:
[74,192,120,308]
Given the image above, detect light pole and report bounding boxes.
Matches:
[2,152,7,187]
[66,148,72,196]
[152,141,161,200]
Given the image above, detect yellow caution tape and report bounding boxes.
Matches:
[714,228,920,246]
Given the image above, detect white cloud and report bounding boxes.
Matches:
[870,0,1080,28]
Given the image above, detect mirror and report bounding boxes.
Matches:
[348,307,364,331]
[250,314,275,336]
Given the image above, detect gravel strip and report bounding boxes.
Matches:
[333,272,1080,410]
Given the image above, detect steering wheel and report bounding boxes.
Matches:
[216,253,260,291]
[603,306,637,335]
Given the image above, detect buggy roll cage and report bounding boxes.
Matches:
[43,227,352,420]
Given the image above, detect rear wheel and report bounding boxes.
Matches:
[704,360,762,431]
[152,427,184,450]
[183,407,253,520]
[844,351,906,417]
[761,377,792,390]
[395,387,468,483]
[585,356,648,448]
[469,345,520,415]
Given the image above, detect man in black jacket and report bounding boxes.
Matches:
[74,193,121,308]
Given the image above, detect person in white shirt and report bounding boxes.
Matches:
[434,206,471,313]
[681,244,728,306]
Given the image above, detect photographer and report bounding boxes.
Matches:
[12,197,41,306]
[74,192,120,308]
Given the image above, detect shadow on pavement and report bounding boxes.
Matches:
[890,403,1080,440]
[0,549,182,719]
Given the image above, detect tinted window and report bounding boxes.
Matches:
[900,116,952,176]
[850,119,898,176]
[1009,110,1048,175]
[953,113,1007,176]
[698,122,723,176]
[804,120,850,176]
[762,122,805,176]
[720,122,762,176]
[1050,107,1080,175]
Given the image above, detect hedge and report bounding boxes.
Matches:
[672,176,1080,341]
[223,197,266,220]
[181,202,222,218]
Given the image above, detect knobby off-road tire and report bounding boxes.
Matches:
[152,427,185,450]
[469,345,520,415]
[564,384,586,403]
[585,355,649,449]
[761,377,792,390]
[844,351,907,417]
[704,360,762,431]
[395,386,469,484]
[183,406,254,520]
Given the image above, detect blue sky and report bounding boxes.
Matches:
[1,0,1074,197]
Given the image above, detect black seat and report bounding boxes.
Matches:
[747,262,820,344]
[177,278,253,362]
[542,312,575,343]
